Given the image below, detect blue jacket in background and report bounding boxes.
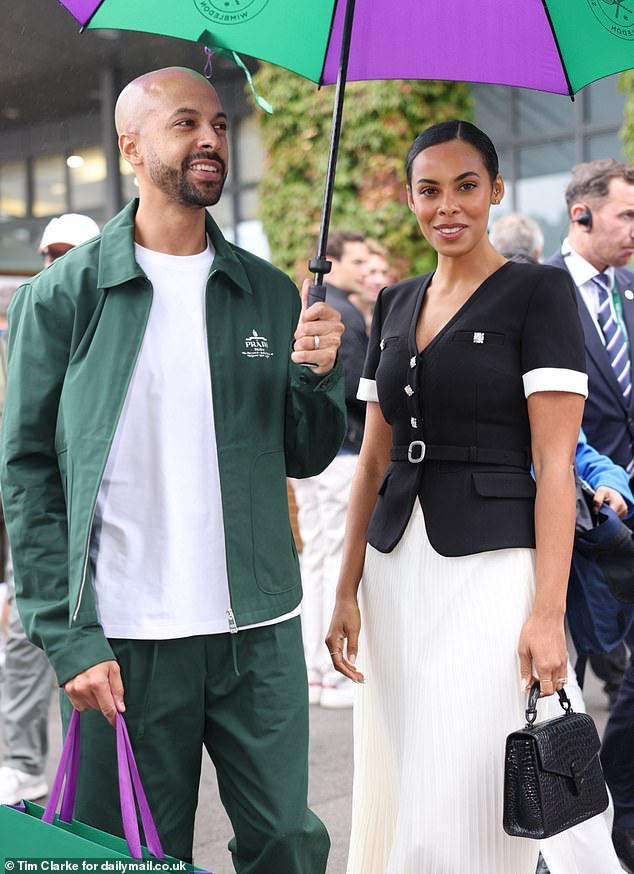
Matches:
[569,428,634,658]
[575,428,634,519]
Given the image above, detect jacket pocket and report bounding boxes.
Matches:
[452,330,505,345]
[380,336,401,350]
[251,450,299,595]
[472,470,536,498]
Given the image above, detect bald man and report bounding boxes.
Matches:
[0,67,345,870]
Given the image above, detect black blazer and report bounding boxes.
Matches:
[361,261,586,557]
[548,250,634,469]
[325,283,368,453]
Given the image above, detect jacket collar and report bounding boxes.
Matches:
[97,199,253,294]
[560,238,616,290]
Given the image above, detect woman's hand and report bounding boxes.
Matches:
[525,391,582,698]
[517,610,568,697]
[325,595,365,683]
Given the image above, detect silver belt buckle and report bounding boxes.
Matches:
[407,440,426,463]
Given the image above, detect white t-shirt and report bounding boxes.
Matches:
[90,241,299,638]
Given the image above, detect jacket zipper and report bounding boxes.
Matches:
[72,283,154,623]
[73,512,98,622]
[205,269,239,635]
[226,609,238,634]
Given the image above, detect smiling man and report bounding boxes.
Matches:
[0,67,345,871]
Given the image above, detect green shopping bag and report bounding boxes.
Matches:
[0,710,207,870]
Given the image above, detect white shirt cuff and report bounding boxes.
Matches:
[357,377,378,402]
[522,368,588,398]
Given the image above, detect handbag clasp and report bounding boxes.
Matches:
[570,760,586,794]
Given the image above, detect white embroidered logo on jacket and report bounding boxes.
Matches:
[242,329,273,358]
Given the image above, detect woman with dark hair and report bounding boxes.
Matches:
[327,120,589,873]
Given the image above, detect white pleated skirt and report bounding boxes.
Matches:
[346,501,540,874]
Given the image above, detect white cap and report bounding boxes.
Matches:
[39,213,100,251]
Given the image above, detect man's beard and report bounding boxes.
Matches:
[148,150,227,208]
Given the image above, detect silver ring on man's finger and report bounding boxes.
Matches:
[314,334,320,350]
[557,678,568,684]
[329,649,341,656]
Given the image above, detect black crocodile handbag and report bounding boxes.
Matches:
[503,681,608,839]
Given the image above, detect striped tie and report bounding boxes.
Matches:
[594,273,632,402]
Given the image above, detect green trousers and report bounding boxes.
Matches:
[60,617,329,872]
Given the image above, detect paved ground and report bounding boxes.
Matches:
[0,661,611,873]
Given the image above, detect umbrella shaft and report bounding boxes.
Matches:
[309,0,357,305]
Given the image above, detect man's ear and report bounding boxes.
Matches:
[119,132,143,168]
[570,202,593,230]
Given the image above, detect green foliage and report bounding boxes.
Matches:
[253,66,472,282]
[621,71,634,163]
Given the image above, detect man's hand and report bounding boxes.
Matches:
[63,660,125,728]
[594,485,628,519]
[291,279,344,374]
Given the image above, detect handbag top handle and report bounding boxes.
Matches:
[525,680,573,727]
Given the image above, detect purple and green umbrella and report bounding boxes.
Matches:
[58,0,634,299]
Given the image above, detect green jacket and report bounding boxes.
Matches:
[0,200,346,685]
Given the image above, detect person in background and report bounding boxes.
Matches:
[547,160,634,872]
[350,240,391,332]
[39,213,100,267]
[489,212,544,262]
[292,231,369,708]
[0,309,7,669]
[0,211,100,806]
[548,161,634,472]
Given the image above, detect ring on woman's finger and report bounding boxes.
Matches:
[329,649,342,656]
[314,334,320,350]
[556,678,568,684]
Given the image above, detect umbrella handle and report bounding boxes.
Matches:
[307,283,327,307]
[303,267,327,366]
[302,279,326,366]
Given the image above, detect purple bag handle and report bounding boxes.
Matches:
[116,712,164,859]
[42,709,81,824]
[42,710,164,860]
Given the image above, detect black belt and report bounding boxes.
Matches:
[390,442,531,467]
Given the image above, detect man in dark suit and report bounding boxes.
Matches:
[549,160,634,468]
[548,159,634,872]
